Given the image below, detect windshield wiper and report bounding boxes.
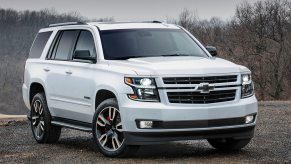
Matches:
[160,54,193,57]
[111,54,196,60]
[111,56,152,60]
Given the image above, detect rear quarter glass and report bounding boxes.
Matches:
[29,31,52,58]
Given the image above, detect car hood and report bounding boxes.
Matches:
[107,56,249,76]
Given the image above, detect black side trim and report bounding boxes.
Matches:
[84,96,91,100]
[125,126,255,145]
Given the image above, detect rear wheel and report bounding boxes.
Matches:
[30,92,61,143]
[207,138,251,151]
[92,98,139,157]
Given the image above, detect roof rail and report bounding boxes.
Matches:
[92,21,163,24]
[48,22,86,27]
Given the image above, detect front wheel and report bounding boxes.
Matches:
[207,138,251,151]
[92,98,139,157]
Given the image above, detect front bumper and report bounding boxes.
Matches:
[119,95,257,131]
[125,125,255,145]
[118,94,257,144]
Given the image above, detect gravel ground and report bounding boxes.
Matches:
[0,101,290,164]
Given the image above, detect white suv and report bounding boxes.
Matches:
[23,21,258,157]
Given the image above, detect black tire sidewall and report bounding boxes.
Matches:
[92,98,131,157]
[31,92,61,143]
[207,138,252,151]
[31,93,46,143]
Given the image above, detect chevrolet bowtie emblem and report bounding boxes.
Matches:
[197,83,215,93]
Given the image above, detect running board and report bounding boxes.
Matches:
[51,117,92,132]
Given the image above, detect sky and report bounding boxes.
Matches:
[0,0,262,21]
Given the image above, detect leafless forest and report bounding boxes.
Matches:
[0,0,290,114]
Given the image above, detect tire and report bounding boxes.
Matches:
[92,98,139,157]
[207,138,251,151]
[30,92,61,143]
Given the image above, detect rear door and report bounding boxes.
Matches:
[45,29,97,123]
[45,30,80,120]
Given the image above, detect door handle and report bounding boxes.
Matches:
[43,68,50,72]
[65,71,72,75]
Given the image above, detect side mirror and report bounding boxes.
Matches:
[74,50,96,63]
[205,46,217,56]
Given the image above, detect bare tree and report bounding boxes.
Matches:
[1,0,291,114]
[233,0,291,99]
[0,8,114,114]
[176,0,291,100]
[178,8,199,32]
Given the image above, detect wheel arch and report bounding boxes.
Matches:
[95,89,118,110]
[29,82,46,106]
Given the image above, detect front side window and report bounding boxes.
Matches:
[100,29,208,60]
[74,30,96,58]
[54,30,79,60]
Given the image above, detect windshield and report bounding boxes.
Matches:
[100,29,208,60]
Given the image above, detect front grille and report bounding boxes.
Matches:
[167,90,236,104]
[163,75,237,84]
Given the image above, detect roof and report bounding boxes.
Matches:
[88,21,180,30]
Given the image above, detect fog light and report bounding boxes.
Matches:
[245,115,254,124]
[139,121,153,128]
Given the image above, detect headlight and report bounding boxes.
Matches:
[241,74,254,98]
[125,77,160,102]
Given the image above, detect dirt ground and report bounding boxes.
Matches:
[0,101,290,163]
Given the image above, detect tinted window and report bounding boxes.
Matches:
[100,29,207,60]
[74,31,96,58]
[29,31,52,58]
[55,30,79,60]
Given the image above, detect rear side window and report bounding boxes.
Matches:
[29,31,52,58]
[54,30,79,60]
